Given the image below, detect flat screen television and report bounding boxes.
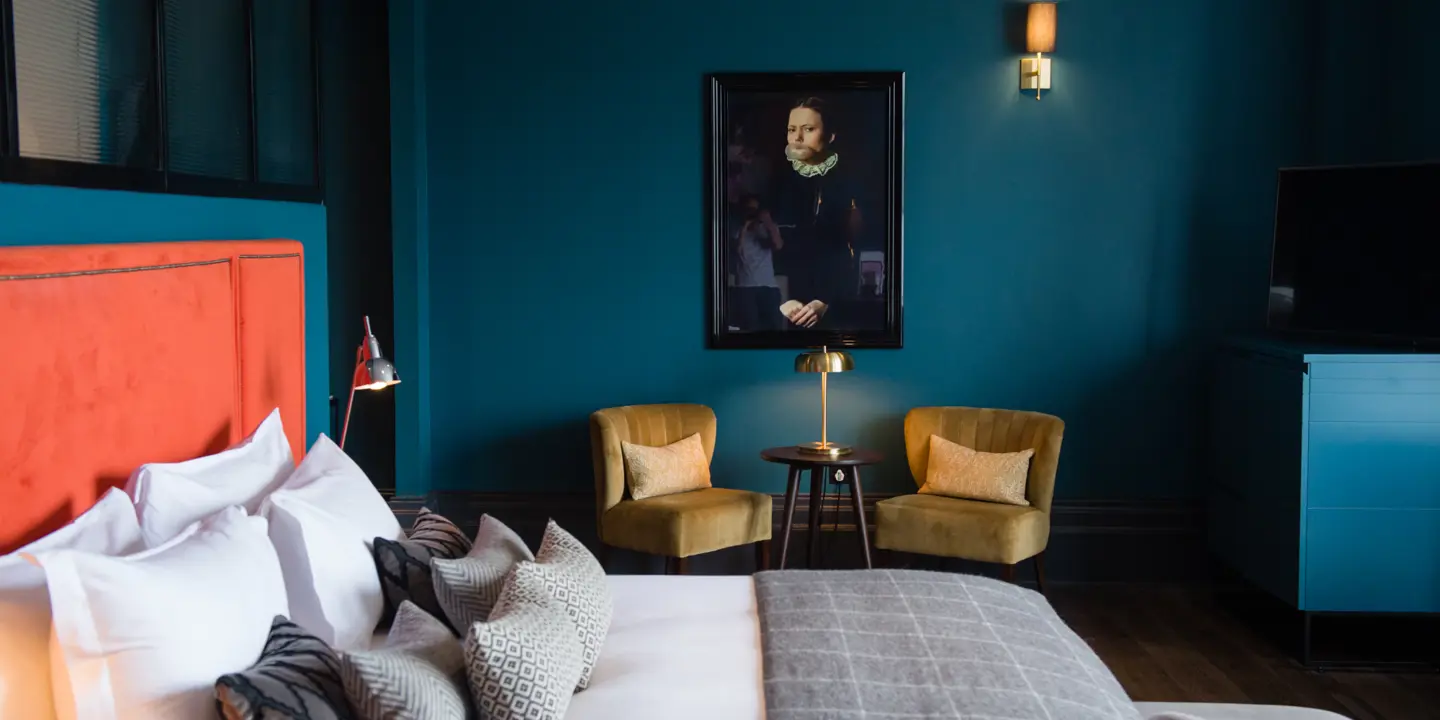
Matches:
[1267,162,1440,345]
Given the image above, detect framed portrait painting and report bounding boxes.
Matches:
[706,72,904,349]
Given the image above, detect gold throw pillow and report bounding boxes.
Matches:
[919,434,1033,506]
[622,433,711,501]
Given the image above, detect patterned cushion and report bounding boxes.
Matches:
[621,433,711,501]
[464,567,584,720]
[372,508,471,624]
[339,601,471,720]
[530,521,613,690]
[432,514,534,632]
[919,434,1034,506]
[215,616,354,720]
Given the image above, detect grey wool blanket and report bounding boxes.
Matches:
[754,569,1142,720]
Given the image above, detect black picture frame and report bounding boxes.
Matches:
[706,71,904,350]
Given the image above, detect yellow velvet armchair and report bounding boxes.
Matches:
[874,406,1064,590]
[590,404,772,574]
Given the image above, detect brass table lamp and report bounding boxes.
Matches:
[794,346,855,456]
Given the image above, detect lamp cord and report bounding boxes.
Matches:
[828,469,842,535]
[817,471,834,569]
[818,468,847,568]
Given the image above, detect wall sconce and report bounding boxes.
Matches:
[1020,2,1056,100]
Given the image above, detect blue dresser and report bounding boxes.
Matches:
[1210,337,1440,617]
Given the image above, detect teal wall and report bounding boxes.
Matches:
[322,1,398,490]
[390,0,431,496]
[1397,0,1440,161]
[0,184,330,443]
[1313,0,1440,165]
[397,0,1346,498]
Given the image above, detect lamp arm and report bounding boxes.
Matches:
[340,344,363,449]
[1036,52,1043,100]
[340,383,356,449]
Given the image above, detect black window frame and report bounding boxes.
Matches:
[0,0,322,203]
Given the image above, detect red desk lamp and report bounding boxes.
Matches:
[340,316,400,449]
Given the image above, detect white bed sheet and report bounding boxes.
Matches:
[565,575,1349,720]
[1134,703,1351,720]
[567,574,765,720]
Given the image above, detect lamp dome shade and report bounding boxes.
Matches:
[1026,3,1057,53]
[355,357,400,391]
[794,349,854,373]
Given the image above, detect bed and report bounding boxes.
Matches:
[1,241,1349,720]
[581,575,1350,720]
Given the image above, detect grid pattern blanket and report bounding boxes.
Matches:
[754,569,1142,720]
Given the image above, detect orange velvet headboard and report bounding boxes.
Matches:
[0,240,306,553]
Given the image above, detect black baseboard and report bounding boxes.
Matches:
[389,491,1204,585]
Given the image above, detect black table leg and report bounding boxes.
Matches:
[807,466,825,569]
[778,465,801,569]
[849,466,873,569]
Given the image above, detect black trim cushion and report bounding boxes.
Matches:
[215,616,354,720]
[373,508,471,625]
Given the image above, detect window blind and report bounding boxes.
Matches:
[12,0,155,167]
[2,0,320,198]
[162,0,250,180]
[253,0,315,186]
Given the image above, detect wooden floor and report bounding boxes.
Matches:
[1048,586,1440,720]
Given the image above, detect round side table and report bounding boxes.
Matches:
[761,446,884,570]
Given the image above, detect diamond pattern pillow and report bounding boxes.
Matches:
[464,565,584,720]
[339,601,471,720]
[432,514,534,633]
[372,508,471,624]
[215,616,354,720]
[530,520,613,690]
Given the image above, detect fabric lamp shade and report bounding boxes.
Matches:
[1026,3,1057,53]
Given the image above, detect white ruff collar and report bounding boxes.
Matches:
[790,152,838,178]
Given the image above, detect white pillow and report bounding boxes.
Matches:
[35,506,287,720]
[0,489,143,720]
[126,408,295,547]
[261,433,404,650]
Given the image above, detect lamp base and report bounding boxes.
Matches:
[796,441,853,457]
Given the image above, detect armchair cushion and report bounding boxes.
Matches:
[918,434,1033,507]
[601,488,771,558]
[622,433,712,501]
[873,494,1049,564]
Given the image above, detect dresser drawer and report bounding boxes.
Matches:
[1304,509,1440,612]
[1308,392,1440,423]
[1308,361,1440,381]
[1305,421,1440,509]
